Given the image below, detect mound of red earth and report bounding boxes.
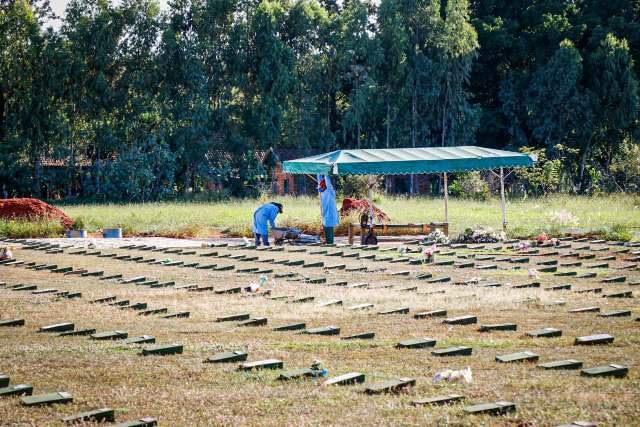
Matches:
[339,197,390,221]
[0,198,73,229]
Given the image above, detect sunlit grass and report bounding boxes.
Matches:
[53,194,639,239]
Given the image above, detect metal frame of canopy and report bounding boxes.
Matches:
[282,146,536,234]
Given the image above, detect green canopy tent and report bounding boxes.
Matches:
[282,146,536,235]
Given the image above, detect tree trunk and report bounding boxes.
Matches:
[410,79,417,194]
[578,140,591,193]
[385,90,390,149]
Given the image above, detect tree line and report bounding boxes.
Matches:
[0,0,638,201]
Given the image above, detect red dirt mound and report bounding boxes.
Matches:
[0,198,73,229]
[339,197,390,221]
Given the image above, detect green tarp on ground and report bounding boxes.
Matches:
[282,146,535,175]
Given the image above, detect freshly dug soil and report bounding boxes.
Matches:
[0,198,73,228]
[340,197,390,221]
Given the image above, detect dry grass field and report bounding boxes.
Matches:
[1,238,639,426]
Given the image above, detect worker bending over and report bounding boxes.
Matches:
[317,175,339,244]
[252,202,283,246]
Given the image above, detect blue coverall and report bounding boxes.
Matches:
[318,175,339,244]
[252,203,280,246]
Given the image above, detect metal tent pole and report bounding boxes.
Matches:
[443,172,449,224]
[499,167,507,231]
[368,175,375,227]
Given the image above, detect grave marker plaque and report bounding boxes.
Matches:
[412,394,464,406]
[479,323,517,332]
[365,378,415,394]
[432,346,473,356]
[580,364,628,378]
[599,310,631,318]
[205,351,248,363]
[59,328,96,337]
[575,334,614,345]
[216,313,250,322]
[273,323,306,331]
[141,344,183,356]
[123,335,156,345]
[526,327,562,338]
[538,359,583,370]
[378,307,409,315]
[161,311,190,319]
[238,317,268,327]
[341,332,375,340]
[396,338,436,349]
[304,326,340,336]
[62,408,115,424]
[443,315,477,325]
[238,359,283,371]
[463,401,516,416]
[324,372,365,386]
[496,351,539,363]
[21,391,73,406]
[0,384,33,397]
[0,319,25,327]
[91,330,128,340]
[39,322,74,333]
[569,306,600,313]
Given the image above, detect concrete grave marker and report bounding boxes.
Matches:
[512,282,540,289]
[91,330,128,340]
[341,332,375,340]
[432,346,473,356]
[238,359,283,371]
[526,327,562,338]
[555,271,578,277]
[318,300,343,307]
[396,338,436,349]
[63,408,115,424]
[216,315,252,326]
[479,323,517,332]
[0,384,33,397]
[443,315,477,325]
[413,308,447,319]
[141,344,183,356]
[426,276,451,283]
[378,307,409,315]
[570,306,600,313]
[289,296,315,304]
[416,273,433,280]
[99,274,123,281]
[304,326,340,336]
[21,391,73,406]
[348,303,374,310]
[560,261,582,267]
[32,288,58,295]
[324,372,365,386]
[545,284,571,291]
[39,322,74,333]
[90,296,117,304]
[599,310,631,317]
[123,335,156,345]
[496,351,539,363]
[161,311,190,319]
[120,302,148,310]
[0,375,7,388]
[138,308,168,316]
[576,272,597,279]
[538,359,583,370]
[205,351,248,363]
[273,323,306,331]
[0,319,25,327]
[581,364,628,378]
[108,300,130,307]
[575,288,602,294]
[575,334,614,345]
[603,291,632,298]
[215,287,241,294]
[463,401,516,416]
[59,328,96,337]
[412,394,464,406]
[365,378,415,394]
[238,317,268,327]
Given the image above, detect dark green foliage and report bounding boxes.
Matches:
[0,0,638,200]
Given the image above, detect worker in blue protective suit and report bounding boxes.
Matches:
[317,175,339,244]
[252,202,283,246]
